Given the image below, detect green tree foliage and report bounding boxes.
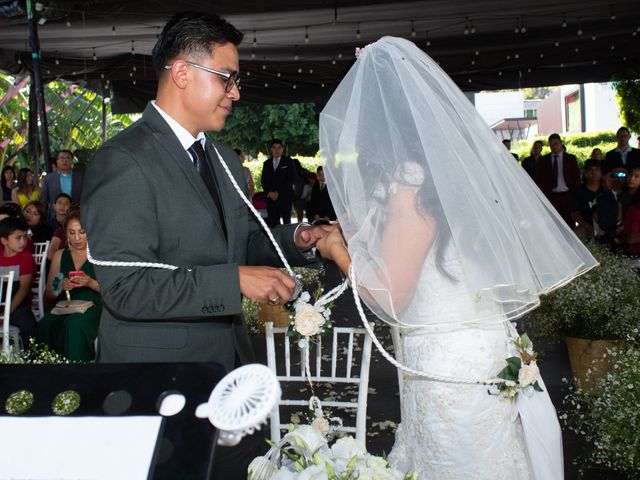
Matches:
[613,72,640,134]
[211,102,320,157]
[0,73,135,170]
[522,86,557,100]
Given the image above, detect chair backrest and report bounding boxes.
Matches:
[265,321,372,444]
[0,270,16,356]
[31,241,50,320]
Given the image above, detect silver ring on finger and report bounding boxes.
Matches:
[268,295,280,305]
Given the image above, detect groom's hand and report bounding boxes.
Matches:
[239,266,296,304]
[294,224,335,251]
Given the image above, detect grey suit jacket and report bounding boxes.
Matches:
[82,104,314,370]
[41,169,84,206]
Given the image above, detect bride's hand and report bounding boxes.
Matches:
[316,225,348,262]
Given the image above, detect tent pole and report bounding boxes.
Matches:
[28,81,39,171]
[26,0,52,174]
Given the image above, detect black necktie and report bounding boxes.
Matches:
[188,141,227,238]
[552,154,559,189]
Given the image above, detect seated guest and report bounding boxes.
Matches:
[602,126,640,174]
[571,159,602,242]
[306,166,336,223]
[46,194,72,261]
[1,165,16,202]
[619,166,640,217]
[11,168,40,209]
[521,140,542,179]
[589,148,604,163]
[47,193,72,231]
[0,217,37,347]
[624,203,640,256]
[594,173,623,247]
[23,201,54,244]
[38,208,101,361]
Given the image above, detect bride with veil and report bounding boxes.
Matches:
[315,37,597,479]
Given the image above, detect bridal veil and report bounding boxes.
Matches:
[320,36,597,326]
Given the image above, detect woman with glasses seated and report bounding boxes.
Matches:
[38,207,101,362]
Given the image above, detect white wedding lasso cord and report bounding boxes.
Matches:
[349,265,500,386]
[87,144,350,306]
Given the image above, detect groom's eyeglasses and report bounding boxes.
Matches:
[164,61,240,93]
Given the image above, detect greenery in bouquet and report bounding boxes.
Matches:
[531,243,640,341]
[248,424,416,480]
[243,265,326,335]
[560,332,640,477]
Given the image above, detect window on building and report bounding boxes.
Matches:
[565,90,582,132]
[524,109,536,118]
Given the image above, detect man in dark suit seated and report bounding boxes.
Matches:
[602,126,640,174]
[535,133,581,227]
[260,139,295,227]
[307,166,336,223]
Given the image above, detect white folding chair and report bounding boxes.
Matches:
[266,321,372,443]
[31,241,50,320]
[0,270,18,357]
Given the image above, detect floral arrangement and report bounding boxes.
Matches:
[491,333,543,400]
[561,330,640,477]
[531,243,640,341]
[248,424,415,480]
[243,266,326,335]
[286,290,333,342]
[0,339,73,365]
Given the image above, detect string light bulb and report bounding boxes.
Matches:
[66,20,71,28]
[411,21,416,38]
[356,22,361,39]
[131,40,135,55]
[112,25,116,35]
[92,48,97,61]
[305,26,309,43]
[253,31,257,48]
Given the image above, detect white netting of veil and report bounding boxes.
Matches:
[320,36,597,327]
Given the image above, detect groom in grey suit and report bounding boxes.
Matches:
[82,12,331,370]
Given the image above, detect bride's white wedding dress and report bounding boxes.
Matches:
[388,245,560,479]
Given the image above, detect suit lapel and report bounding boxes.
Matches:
[204,142,235,257]
[142,105,226,235]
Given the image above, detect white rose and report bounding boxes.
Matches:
[518,360,540,387]
[330,435,367,472]
[311,416,330,435]
[295,303,326,337]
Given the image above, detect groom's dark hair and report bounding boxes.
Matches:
[152,12,243,77]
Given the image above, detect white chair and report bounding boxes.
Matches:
[31,241,50,320]
[265,321,372,443]
[0,270,18,357]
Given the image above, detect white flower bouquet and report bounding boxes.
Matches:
[531,243,640,341]
[561,333,640,477]
[491,333,543,400]
[248,424,416,480]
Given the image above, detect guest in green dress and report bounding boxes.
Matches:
[38,207,101,361]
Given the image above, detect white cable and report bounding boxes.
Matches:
[349,265,500,386]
